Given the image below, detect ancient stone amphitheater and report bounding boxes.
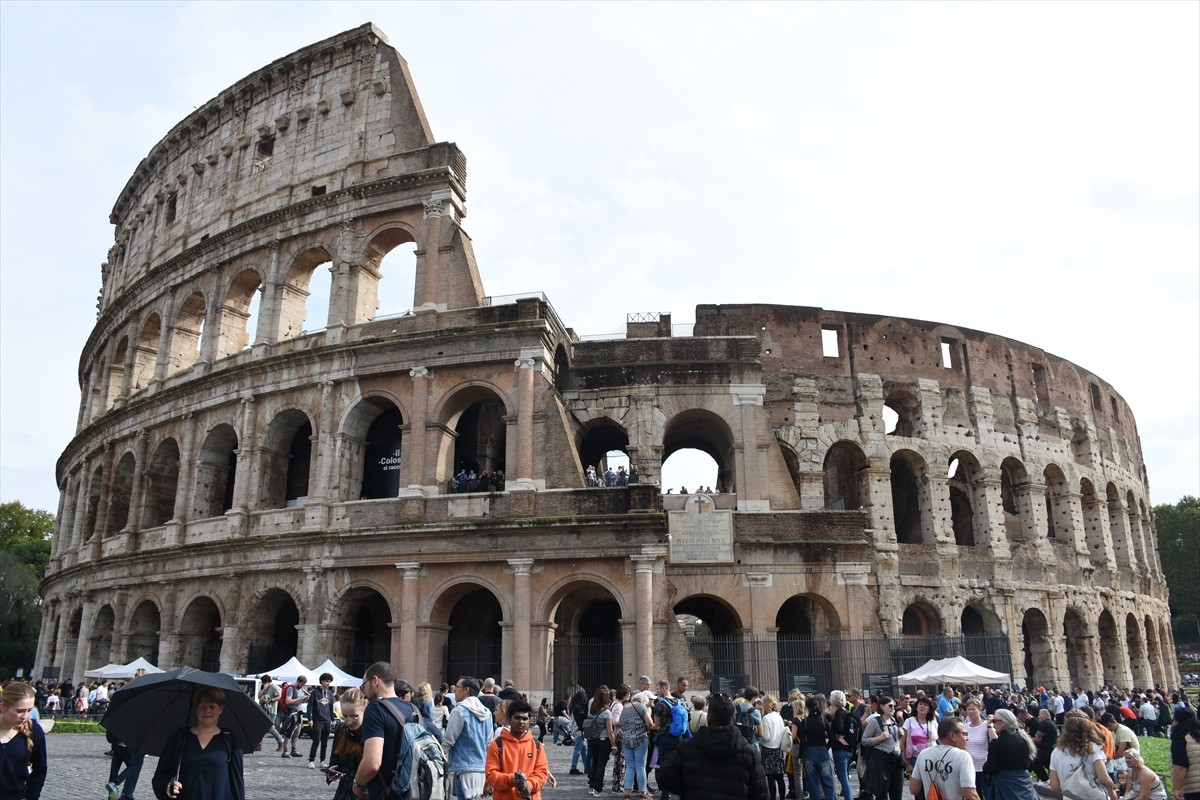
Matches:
[36,24,1175,697]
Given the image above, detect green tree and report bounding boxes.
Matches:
[0,501,53,678]
[1155,496,1200,644]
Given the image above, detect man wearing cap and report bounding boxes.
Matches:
[256,675,287,754]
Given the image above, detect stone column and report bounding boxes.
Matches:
[228,396,257,533]
[731,385,767,509]
[169,413,197,546]
[631,554,657,679]
[415,196,446,311]
[256,239,282,347]
[306,379,336,527]
[33,604,55,679]
[92,443,117,545]
[119,327,138,399]
[404,367,430,494]
[974,477,1011,560]
[397,563,422,680]
[218,578,242,673]
[509,558,534,691]
[510,352,539,491]
[72,593,97,684]
[152,294,175,387]
[126,430,150,537]
[158,586,179,668]
[111,590,131,662]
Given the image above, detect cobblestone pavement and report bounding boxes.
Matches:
[44,731,875,800]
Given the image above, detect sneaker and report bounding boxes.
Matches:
[570,769,583,775]
[320,760,328,768]
[308,760,316,768]
[281,752,289,759]
[106,783,120,800]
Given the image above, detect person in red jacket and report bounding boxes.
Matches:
[486,699,549,800]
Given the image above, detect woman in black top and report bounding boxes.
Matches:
[983,708,1038,800]
[802,695,837,800]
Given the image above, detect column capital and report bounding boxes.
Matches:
[395,562,422,579]
[630,554,658,572]
[507,558,535,575]
[409,366,430,379]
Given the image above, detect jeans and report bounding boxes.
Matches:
[805,746,837,800]
[833,749,853,800]
[624,738,649,793]
[572,732,591,772]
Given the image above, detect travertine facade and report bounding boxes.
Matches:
[37,24,1175,696]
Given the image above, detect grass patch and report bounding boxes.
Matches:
[45,719,105,734]
[1137,736,1172,793]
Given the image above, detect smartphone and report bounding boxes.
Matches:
[324,767,346,780]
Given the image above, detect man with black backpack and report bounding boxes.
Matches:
[354,661,415,799]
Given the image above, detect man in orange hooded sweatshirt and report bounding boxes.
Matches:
[486,699,549,800]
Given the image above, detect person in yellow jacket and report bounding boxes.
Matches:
[486,699,550,800]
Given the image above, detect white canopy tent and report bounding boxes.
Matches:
[260,656,319,684]
[310,659,362,688]
[897,656,1011,685]
[83,656,165,680]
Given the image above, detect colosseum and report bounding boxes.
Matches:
[36,23,1176,698]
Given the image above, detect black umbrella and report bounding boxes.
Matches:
[100,665,272,756]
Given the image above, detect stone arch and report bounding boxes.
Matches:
[776,594,841,694]
[1080,479,1109,566]
[244,587,301,674]
[883,386,922,437]
[278,245,334,340]
[948,450,984,546]
[130,312,161,393]
[90,604,117,667]
[822,440,869,511]
[216,267,262,358]
[361,223,420,322]
[167,290,206,376]
[1001,457,1034,540]
[902,600,943,637]
[142,437,180,527]
[663,409,738,494]
[674,594,745,694]
[1043,464,1071,541]
[553,342,571,392]
[106,335,128,409]
[890,449,929,544]
[340,395,405,500]
[429,582,505,686]
[433,383,511,484]
[961,601,1003,636]
[191,423,238,520]
[259,408,314,509]
[127,598,161,664]
[329,584,394,676]
[577,417,630,479]
[1097,609,1122,686]
[179,595,223,672]
[105,450,137,535]
[1021,607,1054,688]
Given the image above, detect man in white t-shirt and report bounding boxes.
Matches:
[909,718,980,800]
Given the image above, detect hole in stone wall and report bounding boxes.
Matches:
[822,327,840,357]
[1089,382,1103,411]
[252,136,274,174]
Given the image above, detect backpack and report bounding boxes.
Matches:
[666,698,690,738]
[380,700,447,800]
[582,713,602,740]
[735,704,756,741]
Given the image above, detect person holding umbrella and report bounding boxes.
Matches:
[0,681,47,800]
[150,687,245,800]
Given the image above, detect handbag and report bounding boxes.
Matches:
[1060,759,1107,800]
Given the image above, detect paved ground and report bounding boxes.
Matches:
[43,731,870,799]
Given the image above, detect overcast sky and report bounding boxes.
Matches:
[1,0,1196,513]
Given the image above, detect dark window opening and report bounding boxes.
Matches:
[1089,382,1102,411]
[1032,363,1049,408]
[311,185,327,197]
[165,193,178,224]
[252,136,274,174]
[1109,397,1119,420]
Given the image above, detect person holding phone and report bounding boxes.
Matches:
[326,689,368,800]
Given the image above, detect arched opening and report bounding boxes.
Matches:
[245,589,300,675]
[1080,479,1107,565]
[167,291,206,376]
[948,451,982,546]
[131,313,160,393]
[216,268,262,358]
[128,600,161,665]
[363,406,404,499]
[179,596,222,672]
[961,606,986,636]
[142,438,180,527]
[960,602,1006,668]
[1021,608,1053,688]
[1001,457,1031,540]
[445,587,503,685]
[901,602,942,638]
[548,586,622,698]
[90,605,116,668]
[675,595,743,693]
[776,595,839,694]
[260,409,313,509]
[577,419,630,485]
[435,386,508,485]
[883,389,921,437]
[553,343,571,392]
[1097,610,1121,686]
[364,227,418,321]
[822,441,868,511]
[191,424,238,520]
[890,451,926,544]
[661,448,719,495]
[663,409,736,494]
[332,588,392,676]
[1044,465,1071,541]
[105,451,137,535]
[278,247,333,340]
[106,336,128,408]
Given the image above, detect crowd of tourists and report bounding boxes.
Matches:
[4,671,1200,800]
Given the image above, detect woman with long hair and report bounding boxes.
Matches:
[760,694,787,800]
[861,696,904,800]
[586,686,614,797]
[1048,715,1115,800]
[609,686,628,794]
[802,694,837,800]
[0,682,46,800]
[829,690,855,800]
[1171,706,1200,800]
[1121,749,1167,800]
[151,687,245,800]
[787,692,807,800]
[901,697,937,778]
[983,708,1039,800]
[326,688,367,800]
